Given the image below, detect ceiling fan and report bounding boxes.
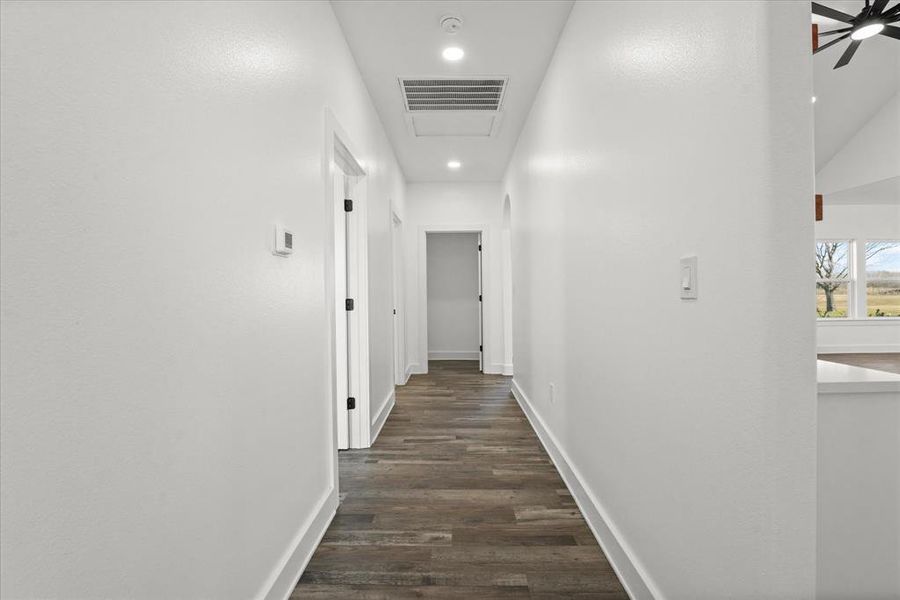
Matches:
[812,0,900,68]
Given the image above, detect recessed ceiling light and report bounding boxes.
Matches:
[850,22,885,40]
[442,47,464,61]
[811,96,817,103]
[447,160,461,169]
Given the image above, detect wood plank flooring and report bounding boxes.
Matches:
[292,361,628,599]
[818,352,900,375]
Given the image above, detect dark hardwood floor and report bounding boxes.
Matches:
[292,361,628,599]
[818,352,900,375]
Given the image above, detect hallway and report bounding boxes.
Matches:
[6,2,891,598]
[293,362,627,599]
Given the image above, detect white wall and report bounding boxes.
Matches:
[816,94,899,195]
[404,182,507,374]
[818,386,900,599]
[426,233,481,360]
[502,2,816,598]
[815,203,900,352]
[0,2,403,599]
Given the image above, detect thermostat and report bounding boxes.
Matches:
[273,225,294,256]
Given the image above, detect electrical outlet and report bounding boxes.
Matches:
[549,383,556,404]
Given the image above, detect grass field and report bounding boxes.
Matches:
[866,289,900,317]
[816,286,900,318]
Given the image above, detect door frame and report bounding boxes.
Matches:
[324,110,371,456]
[417,224,489,374]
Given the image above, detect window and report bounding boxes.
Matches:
[815,240,900,319]
[816,241,851,318]
[865,241,900,318]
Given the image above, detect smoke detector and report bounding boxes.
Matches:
[440,15,463,34]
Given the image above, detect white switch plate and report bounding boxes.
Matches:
[681,256,698,300]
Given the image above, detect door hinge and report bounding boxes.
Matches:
[344,198,353,212]
[346,298,355,311]
[479,345,483,352]
[347,397,356,410]
[393,308,397,315]
[478,294,482,302]
[478,244,482,251]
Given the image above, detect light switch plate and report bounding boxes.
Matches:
[681,256,698,300]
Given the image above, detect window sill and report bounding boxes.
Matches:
[817,318,900,326]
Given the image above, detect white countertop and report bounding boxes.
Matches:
[817,360,900,394]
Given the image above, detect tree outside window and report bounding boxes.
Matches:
[815,241,850,318]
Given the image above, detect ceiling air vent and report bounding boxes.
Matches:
[399,77,508,112]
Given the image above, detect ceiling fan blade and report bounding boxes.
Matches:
[870,0,890,14]
[819,27,852,35]
[885,2,900,16]
[811,2,856,23]
[814,32,851,53]
[879,24,900,38]
[834,38,862,68]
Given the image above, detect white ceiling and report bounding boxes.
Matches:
[331,1,574,182]
[825,176,900,205]
[813,1,900,170]
[331,0,897,181]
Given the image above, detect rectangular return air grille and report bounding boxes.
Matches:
[400,77,508,112]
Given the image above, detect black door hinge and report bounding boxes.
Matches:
[347,397,356,410]
[478,244,482,251]
[478,294,482,302]
[344,199,353,212]
[346,298,354,311]
[393,309,397,315]
[479,345,483,352]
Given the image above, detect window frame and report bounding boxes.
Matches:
[863,238,900,320]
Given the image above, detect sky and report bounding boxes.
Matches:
[866,242,900,274]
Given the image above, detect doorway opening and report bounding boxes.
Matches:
[425,231,484,372]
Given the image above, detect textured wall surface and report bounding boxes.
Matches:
[0,2,403,598]
[404,182,505,374]
[502,1,817,597]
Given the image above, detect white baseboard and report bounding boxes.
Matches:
[257,486,338,600]
[409,362,427,375]
[370,389,395,444]
[428,351,480,361]
[403,364,413,384]
[817,344,900,353]
[510,380,661,600]
[485,363,514,376]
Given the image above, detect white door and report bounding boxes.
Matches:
[334,173,363,449]
[391,216,404,385]
[345,177,362,448]
[334,174,350,449]
[477,233,483,372]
